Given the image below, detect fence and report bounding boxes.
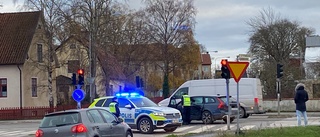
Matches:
[0,104,90,120]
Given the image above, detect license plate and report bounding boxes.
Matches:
[172,119,179,123]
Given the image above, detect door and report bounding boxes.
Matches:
[168,87,189,108]
[190,96,203,120]
[118,98,136,124]
[99,109,125,137]
[87,110,114,137]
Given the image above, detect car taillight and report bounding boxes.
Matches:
[35,129,43,137]
[254,98,259,105]
[217,98,225,109]
[71,123,88,133]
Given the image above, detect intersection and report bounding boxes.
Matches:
[1,114,318,137]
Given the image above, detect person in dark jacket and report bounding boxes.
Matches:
[294,83,309,126]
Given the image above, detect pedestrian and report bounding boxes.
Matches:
[294,83,309,126]
[181,93,191,125]
[109,97,120,118]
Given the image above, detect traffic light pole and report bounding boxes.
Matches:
[226,78,231,130]
[276,78,281,116]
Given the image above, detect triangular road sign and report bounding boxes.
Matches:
[227,61,249,83]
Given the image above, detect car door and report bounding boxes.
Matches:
[190,96,203,120]
[99,109,125,137]
[203,97,220,114]
[118,98,136,124]
[87,109,114,137]
[168,87,189,108]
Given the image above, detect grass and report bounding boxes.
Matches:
[217,126,320,137]
[165,126,320,137]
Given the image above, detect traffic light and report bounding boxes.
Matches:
[72,73,77,85]
[221,59,230,79]
[277,64,283,78]
[77,69,84,85]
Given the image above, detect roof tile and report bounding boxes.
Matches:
[0,11,41,65]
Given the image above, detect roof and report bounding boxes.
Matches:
[0,11,41,65]
[201,53,212,65]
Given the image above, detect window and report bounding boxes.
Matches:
[204,97,216,104]
[39,112,80,128]
[173,87,189,99]
[191,97,203,104]
[32,78,37,97]
[95,99,106,107]
[87,110,104,123]
[102,99,112,107]
[118,98,132,108]
[37,44,43,62]
[0,79,7,97]
[99,110,117,123]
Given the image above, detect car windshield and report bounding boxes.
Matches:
[40,112,80,128]
[129,97,158,107]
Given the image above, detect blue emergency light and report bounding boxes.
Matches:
[115,90,144,98]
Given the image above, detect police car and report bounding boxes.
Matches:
[89,92,182,134]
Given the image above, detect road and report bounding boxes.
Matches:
[1,114,319,137]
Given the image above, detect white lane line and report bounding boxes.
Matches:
[240,125,256,130]
[215,125,236,131]
[188,125,216,133]
[175,126,196,133]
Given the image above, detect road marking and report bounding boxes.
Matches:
[0,130,35,137]
[240,125,256,130]
[215,125,235,131]
[175,126,196,133]
[188,125,216,133]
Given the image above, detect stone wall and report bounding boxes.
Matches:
[263,99,320,112]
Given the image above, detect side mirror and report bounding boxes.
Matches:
[118,117,124,123]
[124,104,132,109]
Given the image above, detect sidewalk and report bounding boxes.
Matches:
[255,112,320,117]
[0,119,42,124]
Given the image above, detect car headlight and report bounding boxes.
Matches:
[152,112,165,116]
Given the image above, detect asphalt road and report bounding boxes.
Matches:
[0,114,290,137]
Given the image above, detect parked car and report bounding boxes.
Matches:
[168,95,236,124]
[217,95,250,118]
[35,107,133,137]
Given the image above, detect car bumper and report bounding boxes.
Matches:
[154,119,183,129]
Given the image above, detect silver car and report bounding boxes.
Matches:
[35,108,133,137]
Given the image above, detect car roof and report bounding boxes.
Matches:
[45,108,106,116]
[95,96,146,100]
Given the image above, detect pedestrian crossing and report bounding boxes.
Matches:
[0,130,35,137]
[167,124,258,134]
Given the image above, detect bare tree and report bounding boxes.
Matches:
[141,0,196,98]
[15,0,70,109]
[247,7,314,98]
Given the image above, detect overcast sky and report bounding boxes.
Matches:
[1,0,320,62]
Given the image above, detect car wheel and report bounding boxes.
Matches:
[243,114,250,118]
[126,131,133,137]
[164,127,178,132]
[138,117,154,134]
[224,117,235,123]
[202,111,213,124]
[240,107,246,118]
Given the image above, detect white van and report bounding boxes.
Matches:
[158,78,266,118]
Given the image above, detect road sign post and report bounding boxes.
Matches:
[72,84,85,109]
[226,61,249,135]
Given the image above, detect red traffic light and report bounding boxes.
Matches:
[77,69,84,75]
[221,59,228,65]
